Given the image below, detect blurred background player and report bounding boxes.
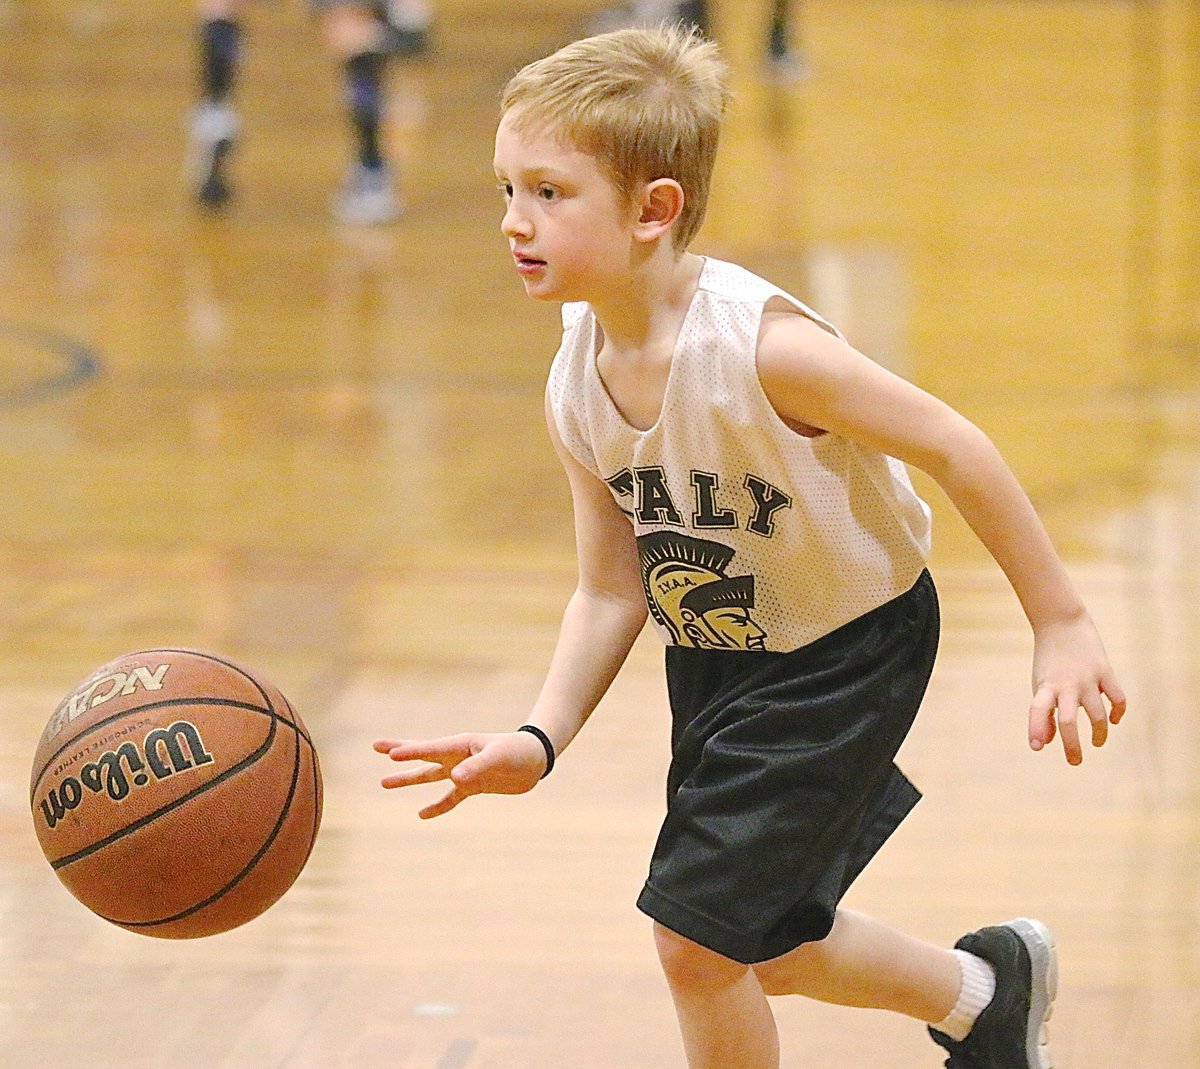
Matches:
[188,0,432,224]
[588,0,805,79]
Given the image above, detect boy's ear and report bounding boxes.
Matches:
[633,179,685,243]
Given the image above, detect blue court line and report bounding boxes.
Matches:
[0,320,101,410]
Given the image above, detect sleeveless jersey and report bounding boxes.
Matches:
[547,257,932,654]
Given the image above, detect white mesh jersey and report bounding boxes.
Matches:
[547,257,932,654]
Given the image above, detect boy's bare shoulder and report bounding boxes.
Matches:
[754,303,851,436]
[757,300,846,379]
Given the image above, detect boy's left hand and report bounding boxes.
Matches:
[1028,614,1127,765]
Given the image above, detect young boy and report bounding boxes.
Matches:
[374,25,1126,1069]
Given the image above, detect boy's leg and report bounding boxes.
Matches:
[752,909,961,1020]
[191,0,243,207]
[753,910,1057,1069]
[588,2,708,36]
[321,2,401,224]
[765,0,808,81]
[654,923,780,1069]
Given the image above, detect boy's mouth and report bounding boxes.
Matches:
[514,252,547,274]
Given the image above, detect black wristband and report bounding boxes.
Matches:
[517,724,555,779]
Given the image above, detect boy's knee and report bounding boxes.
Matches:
[653,922,747,991]
[323,4,384,57]
[753,937,829,996]
[752,958,795,997]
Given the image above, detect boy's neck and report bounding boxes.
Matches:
[590,250,705,354]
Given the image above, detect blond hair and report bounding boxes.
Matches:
[501,25,730,250]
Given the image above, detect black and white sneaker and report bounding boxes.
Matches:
[188,102,239,209]
[587,2,709,37]
[765,7,808,82]
[332,162,402,225]
[381,0,432,57]
[929,918,1058,1069]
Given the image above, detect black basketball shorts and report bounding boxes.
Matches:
[637,570,940,965]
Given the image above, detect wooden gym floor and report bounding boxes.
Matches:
[2,0,1199,1065]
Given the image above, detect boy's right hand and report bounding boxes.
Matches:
[372,731,548,819]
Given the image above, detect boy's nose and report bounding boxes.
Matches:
[501,202,531,240]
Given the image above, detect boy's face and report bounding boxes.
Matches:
[493,110,636,303]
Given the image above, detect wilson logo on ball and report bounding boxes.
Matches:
[43,663,173,744]
[37,720,214,831]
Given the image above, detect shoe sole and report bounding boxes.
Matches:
[332,191,402,226]
[332,202,402,226]
[1006,918,1058,1069]
[191,137,234,207]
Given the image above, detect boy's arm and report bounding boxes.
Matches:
[374,390,647,816]
[757,310,1127,764]
[522,389,650,751]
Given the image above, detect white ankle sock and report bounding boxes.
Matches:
[932,950,996,1042]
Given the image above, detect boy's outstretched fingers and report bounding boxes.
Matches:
[373,736,464,791]
[379,760,448,791]
[372,732,544,817]
[417,786,468,820]
[373,735,475,818]
[378,736,474,765]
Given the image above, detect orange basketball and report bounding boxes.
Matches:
[29,648,322,938]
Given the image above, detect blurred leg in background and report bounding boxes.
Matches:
[191,0,243,208]
[586,1,806,80]
[188,0,432,222]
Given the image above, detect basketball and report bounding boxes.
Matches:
[29,648,323,939]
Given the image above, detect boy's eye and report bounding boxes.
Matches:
[499,182,513,199]
[538,185,556,200]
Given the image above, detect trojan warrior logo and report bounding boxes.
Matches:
[637,531,767,650]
